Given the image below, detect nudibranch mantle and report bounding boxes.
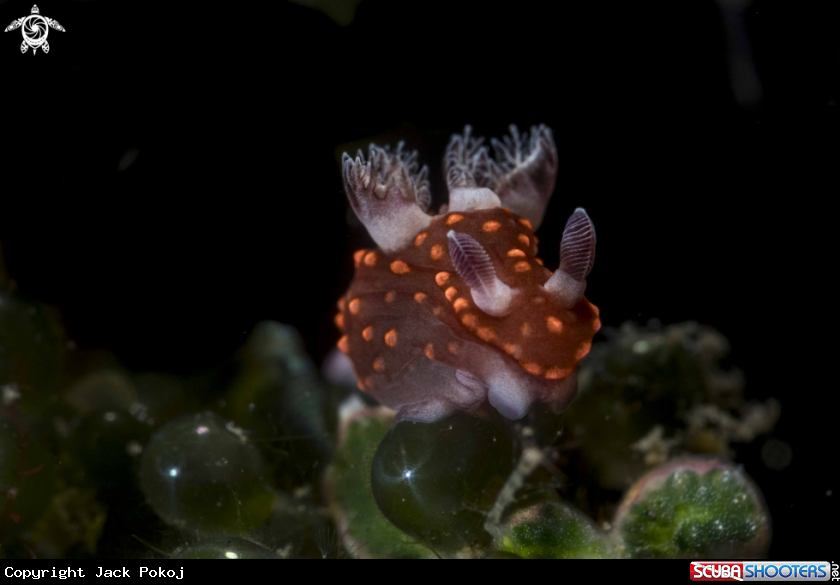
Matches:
[336,126,600,422]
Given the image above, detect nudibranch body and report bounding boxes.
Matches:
[335,126,600,423]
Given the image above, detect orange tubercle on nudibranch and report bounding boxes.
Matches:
[544,366,572,380]
[546,316,563,333]
[575,340,592,361]
[337,335,349,355]
[390,260,410,274]
[521,362,543,376]
[503,342,520,357]
[460,313,477,328]
[476,327,497,342]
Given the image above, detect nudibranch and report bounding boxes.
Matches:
[335,125,600,423]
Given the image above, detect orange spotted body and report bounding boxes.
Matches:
[335,207,600,395]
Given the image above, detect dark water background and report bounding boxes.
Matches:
[0,0,836,559]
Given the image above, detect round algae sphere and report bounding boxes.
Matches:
[496,499,617,559]
[371,413,514,554]
[139,411,273,536]
[613,458,770,559]
[174,537,278,559]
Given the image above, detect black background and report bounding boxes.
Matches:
[0,0,837,559]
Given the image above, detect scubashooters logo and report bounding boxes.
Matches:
[4,5,65,54]
[691,561,833,581]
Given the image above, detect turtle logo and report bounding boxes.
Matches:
[4,5,65,55]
